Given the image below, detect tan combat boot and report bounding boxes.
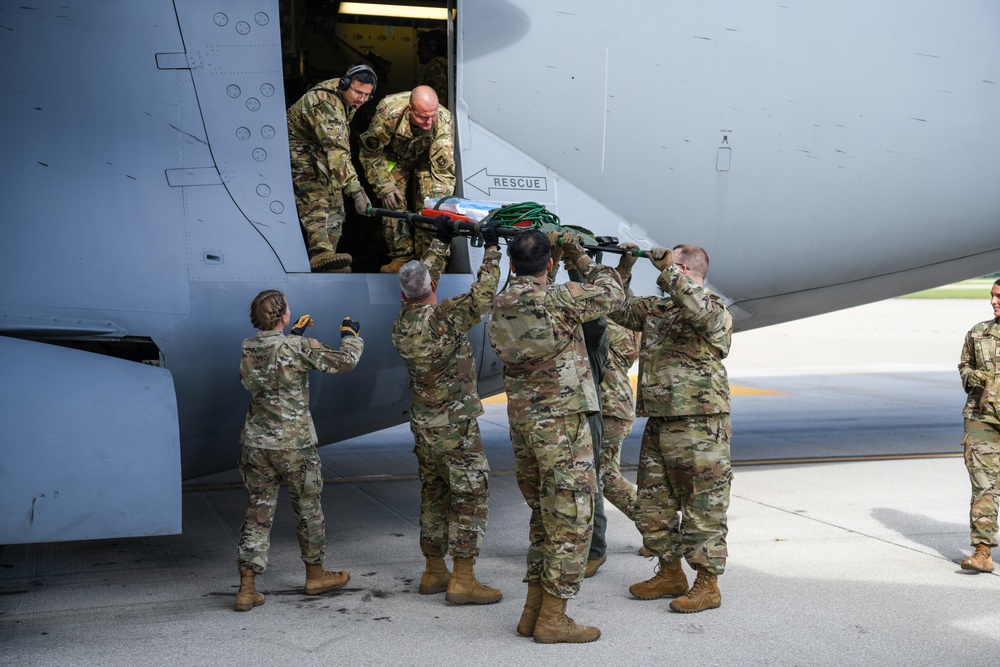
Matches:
[304,563,350,595]
[310,251,337,272]
[445,557,502,604]
[516,582,544,637]
[234,566,264,612]
[961,544,995,573]
[584,553,606,578]
[532,590,601,644]
[629,558,688,599]
[669,566,721,613]
[311,252,352,272]
[379,256,410,273]
[418,556,451,595]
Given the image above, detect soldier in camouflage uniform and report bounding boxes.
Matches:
[611,244,733,614]
[546,241,610,579]
[958,279,1000,574]
[488,230,625,644]
[234,290,364,612]
[418,29,449,109]
[359,85,455,274]
[287,64,376,273]
[391,221,503,604]
[600,244,645,523]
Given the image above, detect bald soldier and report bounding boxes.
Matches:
[287,63,376,273]
[359,85,455,274]
[488,230,625,644]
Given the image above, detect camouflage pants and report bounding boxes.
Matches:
[411,419,491,559]
[601,415,638,520]
[511,413,597,599]
[380,164,440,262]
[962,418,1000,547]
[635,414,732,575]
[290,146,346,257]
[236,445,327,573]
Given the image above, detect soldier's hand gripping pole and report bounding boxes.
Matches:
[366,207,516,243]
[367,206,655,258]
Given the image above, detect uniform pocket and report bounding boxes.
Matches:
[449,466,489,497]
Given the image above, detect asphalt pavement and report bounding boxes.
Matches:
[3,297,999,666]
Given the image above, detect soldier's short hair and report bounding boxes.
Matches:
[250,290,287,331]
[398,260,432,301]
[351,69,376,88]
[673,244,710,280]
[509,230,551,277]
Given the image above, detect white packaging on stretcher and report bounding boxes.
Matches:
[424,198,503,223]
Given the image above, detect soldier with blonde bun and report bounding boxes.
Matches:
[234,290,364,612]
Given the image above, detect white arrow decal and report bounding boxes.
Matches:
[464,167,549,196]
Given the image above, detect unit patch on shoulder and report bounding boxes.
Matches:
[364,135,381,150]
[435,155,448,168]
[565,282,598,298]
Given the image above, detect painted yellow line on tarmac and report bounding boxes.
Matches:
[484,376,783,404]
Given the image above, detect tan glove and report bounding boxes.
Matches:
[561,232,586,263]
[290,314,314,336]
[649,246,673,271]
[546,231,564,264]
[380,188,404,211]
[352,188,372,216]
[617,242,640,277]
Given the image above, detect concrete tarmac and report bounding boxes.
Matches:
[3,298,999,665]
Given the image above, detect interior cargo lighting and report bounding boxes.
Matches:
[338,3,450,20]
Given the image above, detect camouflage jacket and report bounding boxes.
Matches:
[240,330,364,450]
[601,320,641,420]
[611,265,732,417]
[392,242,501,427]
[959,317,1000,424]
[488,260,626,423]
[286,81,361,195]
[420,56,449,109]
[358,91,455,198]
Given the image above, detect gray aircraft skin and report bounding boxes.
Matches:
[1,0,998,544]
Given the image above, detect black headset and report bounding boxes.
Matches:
[338,63,377,93]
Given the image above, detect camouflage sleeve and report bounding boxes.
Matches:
[425,111,456,199]
[609,293,657,332]
[420,238,450,280]
[358,102,395,197]
[959,328,988,393]
[656,265,732,358]
[554,262,626,324]
[298,335,364,374]
[437,247,501,333]
[314,101,360,195]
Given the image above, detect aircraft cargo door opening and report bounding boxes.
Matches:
[279,0,458,274]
